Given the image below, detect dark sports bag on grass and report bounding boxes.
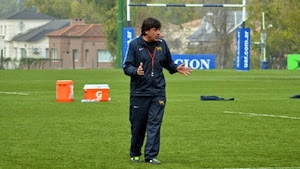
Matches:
[200,95,234,101]
[290,94,300,99]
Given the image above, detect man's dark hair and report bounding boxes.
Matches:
[141,17,161,35]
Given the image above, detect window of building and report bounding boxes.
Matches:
[73,49,78,62]
[52,49,57,60]
[45,48,49,58]
[97,50,113,62]
[21,48,27,58]
[85,49,89,62]
[19,21,25,32]
[4,25,7,35]
[14,48,17,59]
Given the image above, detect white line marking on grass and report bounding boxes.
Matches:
[224,167,300,169]
[224,111,300,120]
[0,91,29,96]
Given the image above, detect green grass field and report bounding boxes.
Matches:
[0,69,299,169]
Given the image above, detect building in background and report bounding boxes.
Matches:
[0,9,113,69]
[47,19,113,69]
[11,20,70,59]
[0,9,55,63]
[187,11,246,52]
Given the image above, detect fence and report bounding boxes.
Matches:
[0,57,63,70]
[0,56,288,70]
[241,57,287,70]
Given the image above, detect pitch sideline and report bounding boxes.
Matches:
[224,111,300,120]
[0,91,29,96]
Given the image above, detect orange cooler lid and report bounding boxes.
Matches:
[83,84,110,89]
[56,80,73,85]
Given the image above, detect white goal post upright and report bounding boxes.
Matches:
[126,0,247,27]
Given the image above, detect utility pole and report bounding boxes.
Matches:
[251,0,270,69]
[0,50,3,69]
[117,0,124,68]
[261,0,266,62]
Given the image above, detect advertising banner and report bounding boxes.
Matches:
[236,28,250,71]
[123,28,135,61]
[172,54,215,69]
[287,54,300,70]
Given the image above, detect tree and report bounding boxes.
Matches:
[0,0,26,17]
[25,0,103,23]
[247,0,300,61]
[85,0,119,57]
[25,0,73,19]
[69,0,102,24]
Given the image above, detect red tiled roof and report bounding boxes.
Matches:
[47,24,105,37]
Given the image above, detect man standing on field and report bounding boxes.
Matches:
[123,17,192,164]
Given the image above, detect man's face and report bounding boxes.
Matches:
[145,27,160,42]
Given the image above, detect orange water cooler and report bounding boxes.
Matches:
[56,80,74,102]
[83,84,110,101]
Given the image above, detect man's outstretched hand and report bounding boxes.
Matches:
[177,62,192,77]
[137,62,144,75]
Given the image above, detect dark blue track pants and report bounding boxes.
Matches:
[129,96,166,160]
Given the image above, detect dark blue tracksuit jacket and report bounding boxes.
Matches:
[123,36,178,160]
[123,36,178,96]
